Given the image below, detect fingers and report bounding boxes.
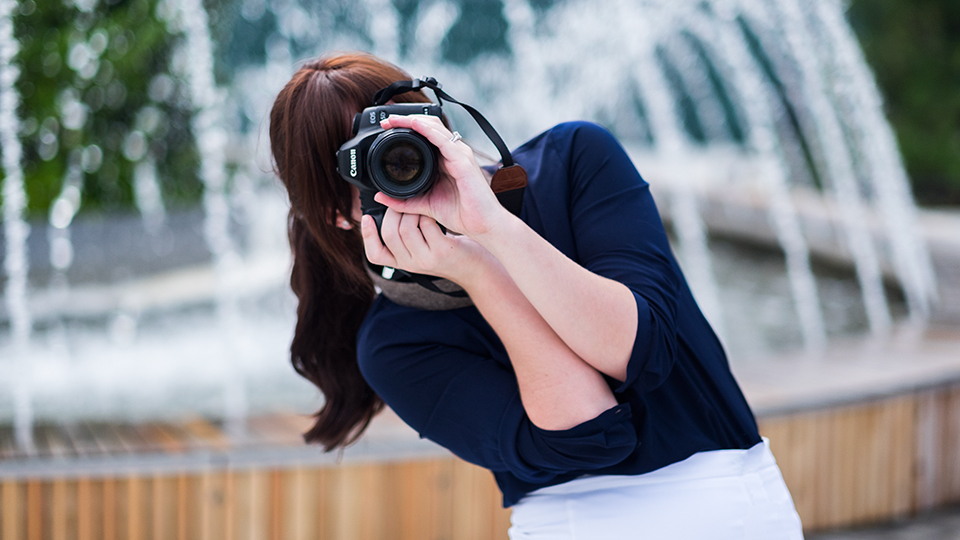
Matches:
[396,212,425,258]
[360,214,396,268]
[373,191,429,217]
[362,209,436,270]
[379,208,412,262]
[418,216,447,246]
[380,115,469,164]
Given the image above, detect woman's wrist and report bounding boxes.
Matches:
[468,205,523,249]
[442,241,503,292]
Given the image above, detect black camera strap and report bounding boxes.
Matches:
[373,77,516,169]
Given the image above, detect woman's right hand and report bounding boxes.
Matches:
[361,207,494,287]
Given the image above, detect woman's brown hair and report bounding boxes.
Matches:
[269,53,433,450]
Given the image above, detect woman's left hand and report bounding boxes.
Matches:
[374,115,508,238]
[361,207,493,286]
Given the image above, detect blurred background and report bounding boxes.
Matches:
[0,0,959,538]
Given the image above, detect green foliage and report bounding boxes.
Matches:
[7,0,202,217]
[848,0,960,206]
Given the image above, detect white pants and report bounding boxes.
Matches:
[509,439,804,540]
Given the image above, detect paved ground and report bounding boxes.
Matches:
[810,507,960,540]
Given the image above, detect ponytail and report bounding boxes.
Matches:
[269,53,432,449]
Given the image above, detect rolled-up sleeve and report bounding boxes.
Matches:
[358,305,637,483]
[559,122,681,394]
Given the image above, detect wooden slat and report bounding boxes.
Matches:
[151,475,171,540]
[223,471,236,540]
[199,471,228,540]
[435,461,457,540]
[126,477,143,540]
[761,411,820,529]
[851,400,886,523]
[914,389,940,510]
[831,407,855,526]
[51,480,67,540]
[26,481,40,540]
[386,460,455,540]
[279,468,312,540]
[890,396,917,517]
[315,468,338,540]
[2,480,22,540]
[240,470,270,540]
[452,459,507,540]
[869,401,894,522]
[945,385,960,501]
[332,464,386,540]
[76,479,92,540]
[116,477,129,540]
[176,474,189,540]
[103,478,116,540]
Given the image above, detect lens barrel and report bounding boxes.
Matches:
[367,128,437,199]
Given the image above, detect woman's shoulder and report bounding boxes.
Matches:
[514,121,621,159]
[513,121,645,201]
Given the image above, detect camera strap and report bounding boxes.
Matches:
[374,77,515,166]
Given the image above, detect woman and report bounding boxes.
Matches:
[269,52,804,539]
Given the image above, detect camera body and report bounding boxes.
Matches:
[336,102,443,200]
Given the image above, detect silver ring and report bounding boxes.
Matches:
[449,131,462,143]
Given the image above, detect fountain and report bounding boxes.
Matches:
[0,0,943,443]
[4,2,960,536]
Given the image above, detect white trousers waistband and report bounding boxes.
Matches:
[509,439,804,540]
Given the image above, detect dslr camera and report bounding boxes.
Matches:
[334,77,525,296]
[336,102,443,201]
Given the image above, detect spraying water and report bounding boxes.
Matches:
[690,0,827,350]
[750,0,892,335]
[812,0,937,319]
[163,0,247,424]
[0,0,35,450]
[0,0,32,353]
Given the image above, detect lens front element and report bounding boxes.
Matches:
[368,128,437,198]
[381,141,423,184]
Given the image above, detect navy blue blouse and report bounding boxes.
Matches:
[357,121,760,508]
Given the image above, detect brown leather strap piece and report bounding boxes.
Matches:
[491,164,528,193]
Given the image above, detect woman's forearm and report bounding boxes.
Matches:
[367,114,638,382]
[460,255,618,431]
[472,210,638,382]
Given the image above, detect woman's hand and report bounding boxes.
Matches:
[374,115,508,238]
[361,207,492,287]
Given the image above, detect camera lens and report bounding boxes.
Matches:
[380,141,423,184]
[368,128,437,199]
